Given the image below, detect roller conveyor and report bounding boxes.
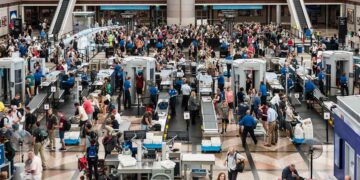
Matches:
[27,93,48,113]
[201,97,219,137]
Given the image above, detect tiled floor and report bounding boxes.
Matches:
[12,48,335,180]
[14,120,334,180]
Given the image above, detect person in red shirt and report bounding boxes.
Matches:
[82,97,94,121]
[56,111,67,151]
[135,71,144,97]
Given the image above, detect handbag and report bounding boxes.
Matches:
[227,152,245,173]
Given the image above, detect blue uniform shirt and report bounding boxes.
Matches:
[34,72,45,83]
[318,71,325,81]
[156,42,163,49]
[218,75,225,85]
[175,79,183,86]
[253,96,261,107]
[239,115,257,127]
[168,89,177,97]
[287,78,294,88]
[124,80,131,91]
[149,86,158,95]
[305,81,316,93]
[120,39,125,47]
[281,67,287,76]
[66,77,75,86]
[259,84,267,97]
[340,76,348,85]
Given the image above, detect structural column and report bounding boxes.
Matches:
[167,0,195,25]
[276,5,281,25]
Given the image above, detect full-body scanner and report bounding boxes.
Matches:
[122,56,156,105]
[0,57,26,103]
[232,59,266,93]
[322,51,353,96]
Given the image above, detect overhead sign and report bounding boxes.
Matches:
[324,112,330,120]
[44,104,49,110]
[51,86,56,93]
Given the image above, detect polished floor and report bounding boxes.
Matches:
[14,108,334,180]
[13,53,335,180]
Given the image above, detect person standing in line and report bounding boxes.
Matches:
[225,87,234,123]
[239,110,258,147]
[149,83,159,109]
[264,104,278,147]
[236,87,245,106]
[135,71,144,101]
[86,139,99,180]
[188,91,200,127]
[24,107,37,134]
[224,147,245,180]
[124,77,132,109]
[82,97,94,121]
[75,103,89,138]
[259,81,267,105]
[168,85,178,116]
[218,74,225,92]
[181,80,192,111]
[318,69,325,95]
[56,111,67,151]
[32,122,47,169]
[219,101,229,134]
[46,108,57,151]
[25,151,43,180]
[340,72,349,96]
[260,103,269,134]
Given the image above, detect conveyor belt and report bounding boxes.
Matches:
[201,97,219,137]
[28,93,48,113]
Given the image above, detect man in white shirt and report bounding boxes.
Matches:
[3,110,18,129]
[181,80,192,111]
[25,151,43,180]
[224,147,245,180]
[111,109,122,125]
[265,105,278,147]
[75,102,88,137]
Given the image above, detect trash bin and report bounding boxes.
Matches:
[297,45,303,54]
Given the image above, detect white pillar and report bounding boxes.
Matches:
[83,5,87,11]
[276,5,281,25]
[167,0,195,26]
[340,4,345,17]
[21,5,25,25]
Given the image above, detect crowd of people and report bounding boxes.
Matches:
[0,19,344,180]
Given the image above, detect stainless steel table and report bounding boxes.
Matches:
[181,154,215,180]
[117,161,168,180]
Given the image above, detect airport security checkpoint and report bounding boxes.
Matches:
[0,7,355,180]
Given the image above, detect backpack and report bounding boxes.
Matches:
[227,151,245,173]
[87,145,97,158]
[0,117,9,128]
[63,119,71,132]
[37,129,48,142]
